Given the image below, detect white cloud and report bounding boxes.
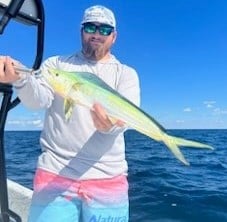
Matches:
[207,104,213,108]
[183,107,192,112]
[32,119,43,128]
[7,118,43,130]
[213,108,227,115]
[7,120,22,125]
[176,120,185,123]
[203,101,216,108]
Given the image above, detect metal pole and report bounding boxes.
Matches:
[0,84,13,222]
[0,1,45,221]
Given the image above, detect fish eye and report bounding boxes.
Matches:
[55,73,59,76]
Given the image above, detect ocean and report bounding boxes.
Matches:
[4,129,227,222]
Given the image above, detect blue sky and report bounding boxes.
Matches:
[1,0,227,130]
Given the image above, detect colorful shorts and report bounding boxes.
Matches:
[28,169,129,222]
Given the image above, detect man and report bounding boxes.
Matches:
[0,5,140,222]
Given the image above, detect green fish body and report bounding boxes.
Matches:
[44,68,213,165]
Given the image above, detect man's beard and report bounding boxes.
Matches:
[82,41,108,60]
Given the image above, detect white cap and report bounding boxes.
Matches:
[81,5,116,28]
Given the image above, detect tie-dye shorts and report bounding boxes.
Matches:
[28,168,129,222]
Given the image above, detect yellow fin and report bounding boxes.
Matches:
[108,116,118,125]
[63,82,83,121]
[64,99,74,121]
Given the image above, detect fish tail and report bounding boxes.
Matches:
[171,135,214,150]
[162,134,214,166]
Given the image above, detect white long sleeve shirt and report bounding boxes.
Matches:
[14,52,140,180]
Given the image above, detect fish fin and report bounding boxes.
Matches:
[108,115,126,127]
[64,99,75,121]
[162,134,214,165]
[63,82,84,121]
[108,116,118,124]
[72,82,83,91]
[171,135,214,150]
[163,135,190,166]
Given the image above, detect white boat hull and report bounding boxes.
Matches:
[7,179,33,222]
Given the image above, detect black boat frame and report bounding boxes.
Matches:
[0,1,45,221]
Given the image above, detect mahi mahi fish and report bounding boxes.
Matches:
[44,68,213,166]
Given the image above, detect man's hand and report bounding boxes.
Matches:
[0,56,20,84]
[90,103,124,132]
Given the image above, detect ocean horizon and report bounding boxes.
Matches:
[4,129,227,221]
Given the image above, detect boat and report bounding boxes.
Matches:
[6,179,33,222]
[0,1,44,221]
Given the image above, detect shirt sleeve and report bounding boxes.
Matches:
[117,65,140,107]
[13,58,56,110]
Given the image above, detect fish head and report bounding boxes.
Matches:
[45,68,75,97]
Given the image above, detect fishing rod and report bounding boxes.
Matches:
[0,0,45,221]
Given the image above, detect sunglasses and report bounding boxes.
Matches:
[82,23,114,36]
